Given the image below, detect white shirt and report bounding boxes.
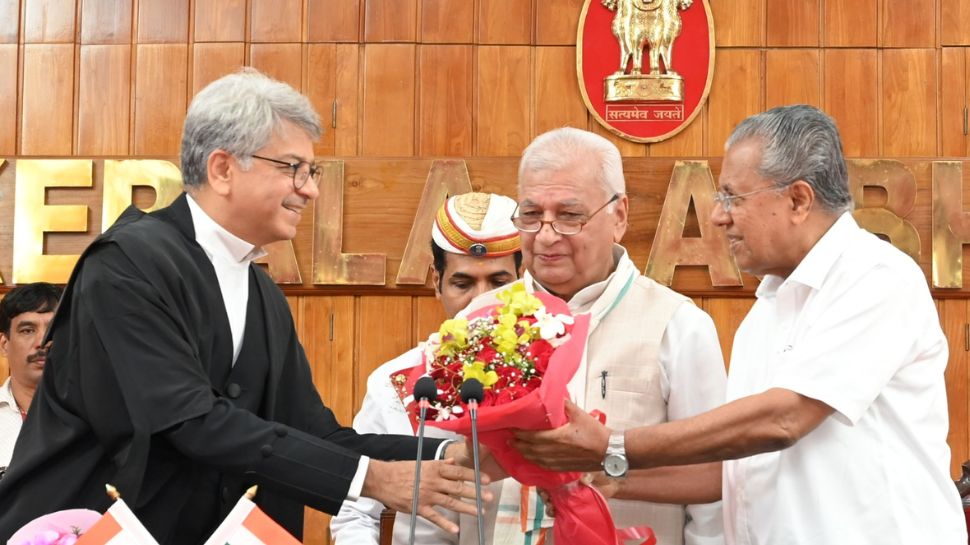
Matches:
[724,213,967,545]
[330,348,462,545]
[0,377,24,470]
[185,195,375,500]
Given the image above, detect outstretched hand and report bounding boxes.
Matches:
[362,458,492,534]
[511,399,612,472]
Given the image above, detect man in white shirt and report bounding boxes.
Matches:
[0,283,62,474]
[513,105,968,545]
[0,69,487,545]
[466,127,726,545]
[332,191,521,545]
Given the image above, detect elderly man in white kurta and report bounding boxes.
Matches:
[512,106,967,545]
[331,192,522,545]
[468,127,727,545]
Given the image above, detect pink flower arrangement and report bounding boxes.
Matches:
[9,509,102,545]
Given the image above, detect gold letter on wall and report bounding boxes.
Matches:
[848,160,920,261]
[932,161,968,288]
[312,160,386,285]
[395,160,474,285]
[13,160,93,283]
[102,160,183,232]
[645,161,742,286]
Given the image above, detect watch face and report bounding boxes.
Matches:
[604,454,628,477]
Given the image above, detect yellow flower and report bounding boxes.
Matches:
[463,361,499,389]
[493,313,520,356]
[496,284,542,317]
[437,318,468,356]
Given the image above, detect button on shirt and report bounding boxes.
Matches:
[0,377,24,470]
[724,213,966,545]
[185,196,373,501]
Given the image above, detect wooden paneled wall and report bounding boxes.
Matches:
[2,0,970,542]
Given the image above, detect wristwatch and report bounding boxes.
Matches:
[602,431,628,478]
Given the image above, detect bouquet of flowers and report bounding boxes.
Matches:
[403,284,633,545]
[8,509,102,545]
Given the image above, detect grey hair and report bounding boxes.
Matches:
[518,127,626,201]
[180,68,322,188]
[726,104,853,214]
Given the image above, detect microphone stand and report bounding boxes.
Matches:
[468,398,485,545]
[408,397,429,545]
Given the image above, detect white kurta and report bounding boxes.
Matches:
[331,348,499,545]
[724,213,967,545]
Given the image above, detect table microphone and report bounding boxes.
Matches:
[460,378,486,545]
[408,376,438,545]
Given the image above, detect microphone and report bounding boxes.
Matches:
[408,376,437,545]
[459,378,486,545]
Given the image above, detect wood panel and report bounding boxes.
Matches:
[941,48,968,157]
[307,0,360,43]
[418,45,473,156]
[535,0,583,45]
[765,49,820,109]
[823,0,877,47]
[24,0,76,43]
[306,43,361,156]
[476,45,530,156]
[0,0,18,43]
[137,0,189,43]
[478,0,532,45]
[250,43,303,90]
[80,0,131,44]
[881,48,937,157]
[823,49,879,157]
[21,44,74,155]
[250,0,303,43]
[711,0,764,47]
[355,297,413,413]
[412,295,446,344]
[421,0,474,44]
[194,0,246,42]
[707,49,762,155]
[940,299,969,478]
[702,297,755,369]
[364,0,417,43]
[78,45,130,155]
[133,44,188,155]
[361,44,416,156]
[766,0,819,47]
[191,42,246,95]
[533,46,587,138]
[881,0,936,48]
[0,45,17,155]
[942,0,970,46]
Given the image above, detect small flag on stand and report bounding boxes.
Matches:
[202,486,300,545]
[75,485,160,545]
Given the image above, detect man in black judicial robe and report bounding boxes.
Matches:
[0,69,485,544]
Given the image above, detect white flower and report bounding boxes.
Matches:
[533,307,575,341]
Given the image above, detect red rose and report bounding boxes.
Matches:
[529,339,554,373]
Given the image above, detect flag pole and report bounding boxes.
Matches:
[245,485,258,500]
[105,484,121,501]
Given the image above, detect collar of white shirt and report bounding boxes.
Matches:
[185,194,267,264]
[756,212,858,299]
[0,377,17,413]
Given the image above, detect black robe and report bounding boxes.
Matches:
[0,194,440,543]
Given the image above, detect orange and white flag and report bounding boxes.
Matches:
[75,497,159,545]
[202,488,300,545]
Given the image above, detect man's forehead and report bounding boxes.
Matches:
[10,310,54,327]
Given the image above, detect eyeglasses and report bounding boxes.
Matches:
[510,193,620,236]
[713,184,788,213]
[250,154,321,190]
